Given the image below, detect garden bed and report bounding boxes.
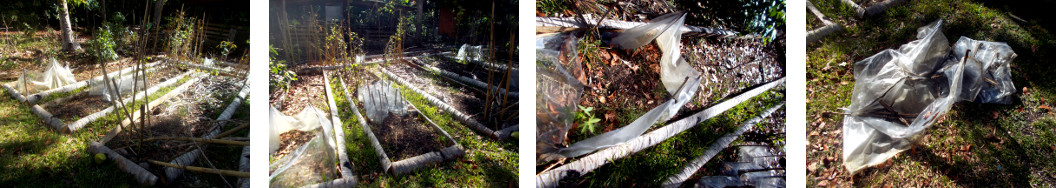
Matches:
[105,75,245,164]
[341,71,464,175]
[41,66,188,122]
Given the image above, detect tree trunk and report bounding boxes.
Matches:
[153,0,167,27]
[59,0,81,52]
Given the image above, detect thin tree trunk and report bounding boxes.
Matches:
[59,0,81,52]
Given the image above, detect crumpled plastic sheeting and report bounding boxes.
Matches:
[950,36,1017,104]
[269,105,330,154]
[843,19,979,173]
[89,72,147,102]
[268,132,339,187]
[14,58,77,94]
[536,32,586,162]
[555,12,703,158]
[356,80,409,123]
[456,44,486,62]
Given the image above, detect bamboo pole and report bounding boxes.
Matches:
[147,160,249,178]
[145,137,250,146]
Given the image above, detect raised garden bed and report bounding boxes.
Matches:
[88,73,249,186]
[340,71,465,175]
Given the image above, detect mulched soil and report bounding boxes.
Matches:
[556,32,783,146]
[274,130,315,159]
[368,112,449,160]
[270,69,328,116]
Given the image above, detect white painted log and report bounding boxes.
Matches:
[324,72,355,179]
[411,58,519,99]
[89,141,158,185]
[536,16,738,37]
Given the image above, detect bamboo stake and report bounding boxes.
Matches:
[146,137,249,146]
[147,160,249,178]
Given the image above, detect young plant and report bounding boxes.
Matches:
[217,40,237,60]
[270,45,297,93]
[576,105,602,134]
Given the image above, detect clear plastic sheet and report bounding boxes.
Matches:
[268,104,340,187]
[843,19,975,173]
[554,12,702,158]
[456,44,486,62]
[950,36,1017,104]
[696,176,743,188]
[268,133,339,187]
[536,32,586,162]
[14,58,77,93]
[89,73,146,102]
[356,80,409,123]
[269,105,328,154]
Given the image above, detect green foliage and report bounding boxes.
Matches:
[217,40,237,58]
[166,11,197,59]
[103,12,136,54]
[86,26,118,62]
[20,22,36,39]
[270,45,297,93]
[576,105,601,134]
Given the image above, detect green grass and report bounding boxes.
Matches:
[331,71,518,187]
[574,88,785,187]
[807,0,1056,186]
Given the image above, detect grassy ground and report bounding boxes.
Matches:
[330,67,518,187]
[807,0,1056,186]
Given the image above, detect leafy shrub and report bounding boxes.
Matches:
[166,11,197,59]
[86,26,118,62]
[270,45,297,93]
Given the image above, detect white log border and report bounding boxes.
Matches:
[661,104,784,187]
[410,57,519,99]
[323,72,356,182]
[536,77,785,187]
[536,16,739,37]
[807,0,843,44]
[89,142,158,185]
